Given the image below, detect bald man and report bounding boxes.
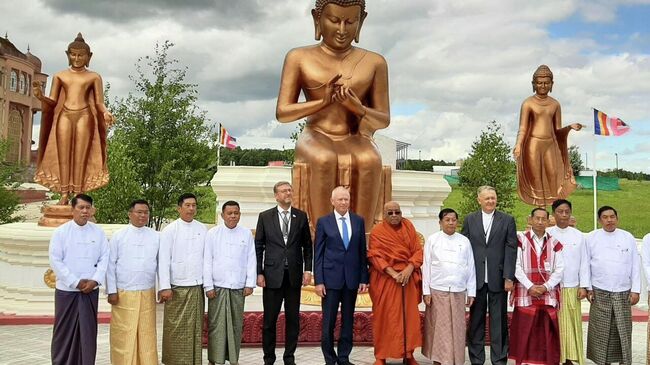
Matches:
[314,186,369,365]
[368,202,423,365]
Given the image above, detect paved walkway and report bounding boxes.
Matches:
[0,319,647,365]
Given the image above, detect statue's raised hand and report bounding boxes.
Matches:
[322,74,342,106]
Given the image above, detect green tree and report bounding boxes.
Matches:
[289,121,306,143]
[457,121,516,218]
[91,142,143,224]
[403,159,454,171]
[98,41,217,229]
[284,120,306,162]
[220,147,292,166]
[0,139,22,223]
[569,145,584,178]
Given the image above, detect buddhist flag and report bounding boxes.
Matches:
[593,109,630,136]
[219,124,238,150]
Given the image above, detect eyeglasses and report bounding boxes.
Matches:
[386,210,401,216]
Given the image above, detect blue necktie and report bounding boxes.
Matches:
[340,217,350,249]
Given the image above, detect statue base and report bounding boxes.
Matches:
[211,166,451,237]
[211,166,452,307]
[38,205,73,227]
[0,222,126,315]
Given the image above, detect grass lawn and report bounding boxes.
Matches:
[442,179,650,238]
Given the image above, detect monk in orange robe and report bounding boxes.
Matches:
[368,201,423,365]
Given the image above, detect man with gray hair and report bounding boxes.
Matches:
[255,181,313,365]
[461,185,518,365]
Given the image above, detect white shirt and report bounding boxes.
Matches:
[481,210,494,283]
[515,232,565,291]
[422,231,476,297]
[548,225,589,288]
[277,206,292,244]
[106,224,159,294]
[642,233,650,287]
[334,211,352,241]
[587,228,640,293]
[158,219,207,289]
[49,220,109,292]
[203,224,257,290]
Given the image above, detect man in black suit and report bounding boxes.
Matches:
[461,185,517,365]
[314,186,369,365]
[256,181,313,365]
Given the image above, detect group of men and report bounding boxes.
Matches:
[462,187,643,365]
[49,192,259,365]
[48,183,649,365]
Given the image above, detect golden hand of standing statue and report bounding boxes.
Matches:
[103,111,115,128]
[569,123,583,131]
[513,145,522,159]
[32,81,43,99]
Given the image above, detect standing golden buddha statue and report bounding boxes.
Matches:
[33,33,113,208]
[277,0,391,232]
[513,65,582,207]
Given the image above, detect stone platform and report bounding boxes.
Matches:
[0,166,451,315]
[211,166,451,238]
[0,222,126,315]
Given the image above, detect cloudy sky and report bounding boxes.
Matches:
[3,0,649,172]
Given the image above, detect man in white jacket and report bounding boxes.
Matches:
[204,200,257,365]
[422,208,475,365]
[106,199,159,365]
[158,192,207,365]
[586,205,640,365]
[49,194,109,365]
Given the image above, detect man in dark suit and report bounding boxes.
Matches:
[461,185,517,365]
[255,181,313,365]
[314,186,369,365]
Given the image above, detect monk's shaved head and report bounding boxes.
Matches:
[383,201,400,211]
[383,201,402,226]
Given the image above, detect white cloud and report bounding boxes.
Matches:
[3,0,648,172]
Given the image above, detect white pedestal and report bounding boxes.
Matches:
[210,166,451,238]
[0,167,451,316]
[0,222,126,315]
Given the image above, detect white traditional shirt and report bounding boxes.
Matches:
[203,224,256,291]
[515,231,565,291]
[548,225,589,288]
[422,231,476,296]
[639,233,650,287]
[49,220,109,292]
[106,224,159,294]
[587,228,640,293]
[158,219,207,289]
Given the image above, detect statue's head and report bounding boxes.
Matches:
[532,64,553,93]
[66,33,92,68]
[311,0,367,50]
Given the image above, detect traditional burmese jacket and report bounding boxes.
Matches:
[513,231,564,308]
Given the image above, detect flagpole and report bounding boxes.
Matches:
[217,123,222,168]
[592,136,598,230]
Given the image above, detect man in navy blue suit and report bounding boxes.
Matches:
[314,186,369,365]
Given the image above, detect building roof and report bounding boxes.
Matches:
[0,36,28,60]
[25,50,42,71]
[395,140,410,153]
